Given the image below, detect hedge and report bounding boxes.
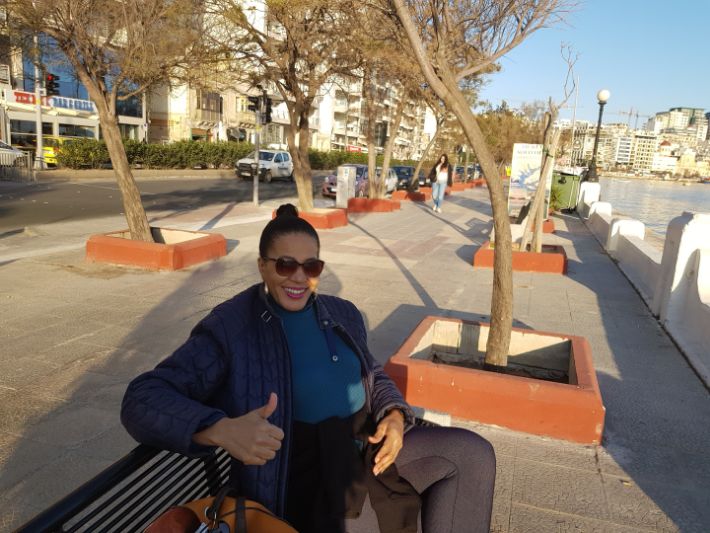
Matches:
[56,138,419,170]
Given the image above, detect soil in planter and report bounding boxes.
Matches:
[432,352,569,383]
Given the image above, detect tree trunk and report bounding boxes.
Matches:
[452,99,513,367]
[362,69,379,199]
[91,90,152,242]
[410,117,443,192]
[286,105,314,212]
[520,113,559,253]
[392,0,512,367]
[378,97,405,198]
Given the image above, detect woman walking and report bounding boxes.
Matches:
[428,154,452,213]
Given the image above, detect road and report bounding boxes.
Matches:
[0,173,329,232]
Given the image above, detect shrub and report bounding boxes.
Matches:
[56,139,417,171]
[56,138,110,168]
[56,139,256,169]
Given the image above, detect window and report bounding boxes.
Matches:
[282,153,291,162]
[274,153,283,163]
[58,124,95,138]
[116,95,142,118]
[10,120,53,148]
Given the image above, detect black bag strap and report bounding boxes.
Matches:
[235,497,247,533]
[205,485,237,523]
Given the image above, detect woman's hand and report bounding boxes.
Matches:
[193,393,284,465]
[368,409,405,476]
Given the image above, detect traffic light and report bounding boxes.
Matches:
[247,96,259,113]
[262,97,273,125]
[45,73,60,96]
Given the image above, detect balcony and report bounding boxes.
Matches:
[234,111,256,128]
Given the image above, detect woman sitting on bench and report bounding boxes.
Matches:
[121,203,496,533]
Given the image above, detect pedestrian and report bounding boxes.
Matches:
[428,154,453,213]
[121,203,495,533]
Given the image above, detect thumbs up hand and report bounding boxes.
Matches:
[192,393,285,465]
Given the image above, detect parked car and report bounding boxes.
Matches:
[321,164,398,198]
[418,168,433,187]
[235,149,293,182]
[391,165,415,190]
[370,167,399,196]
[321,164,368,198]
[0,140,26,167]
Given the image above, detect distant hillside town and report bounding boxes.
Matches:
[556,107,709,178]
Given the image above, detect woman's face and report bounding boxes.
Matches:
[440,155,446,164]
[258,232,320,312]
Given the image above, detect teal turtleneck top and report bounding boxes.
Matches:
[271,297,365,423]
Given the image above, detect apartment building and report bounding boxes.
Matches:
[615,136,633,166]
[631,132,658,172]
[0,42,146,149]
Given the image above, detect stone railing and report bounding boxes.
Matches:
[577,182,710,385]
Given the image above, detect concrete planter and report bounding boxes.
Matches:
[384,317,605,444]
[347,198,401,213]
[86,227,227,271]
[272,208,348,229]
[392,189,432,202]
[473,240,567,274]
[450,182,468,192]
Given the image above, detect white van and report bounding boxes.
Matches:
[236,150,294,182]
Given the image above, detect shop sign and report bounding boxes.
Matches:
[8,90,96,113]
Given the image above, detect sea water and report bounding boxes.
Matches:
[599,177,710,238]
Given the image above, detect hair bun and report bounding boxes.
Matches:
[275,203,299,218]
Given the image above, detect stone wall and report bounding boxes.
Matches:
[577,183,710,385]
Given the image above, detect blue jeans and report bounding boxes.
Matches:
[432,181,446,208]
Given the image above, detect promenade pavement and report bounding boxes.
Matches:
[1,180,709,532]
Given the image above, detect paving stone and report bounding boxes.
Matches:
[508,503,651,533]
[0,390,64,436]
[0,434,70,492]
[16,403,119,448]
[490,452,515,533]
[511,458,608,521]
[0,450,114,529]
[601,474,704,532]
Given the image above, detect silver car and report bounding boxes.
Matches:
[0,140,26,167]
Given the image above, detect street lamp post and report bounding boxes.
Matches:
[586,89,610,182]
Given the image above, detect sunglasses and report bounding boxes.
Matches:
[262,256,325,278]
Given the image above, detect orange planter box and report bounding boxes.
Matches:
[451,183,467,192]
[392,190,431,202]
[384,317,605,444]
[471,178,486,187]
[543,219,555,233]
[347,198,400,213]
[86,228,226,271]
[272,208,348,229]
[473,240,567,274]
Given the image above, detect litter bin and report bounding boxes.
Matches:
[335,165,356,208]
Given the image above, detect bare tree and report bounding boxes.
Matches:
[389,0,570,366]
[215,0,361,211]
[7,0,219,242]
[520,46,577,253]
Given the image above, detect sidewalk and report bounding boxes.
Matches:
[1,187,708,532]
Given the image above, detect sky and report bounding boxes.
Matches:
[477,0,709,126]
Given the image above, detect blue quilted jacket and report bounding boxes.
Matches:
[121,283,414,516]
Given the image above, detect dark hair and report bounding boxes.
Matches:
[259,203,320,257]
[430,153,449,173]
